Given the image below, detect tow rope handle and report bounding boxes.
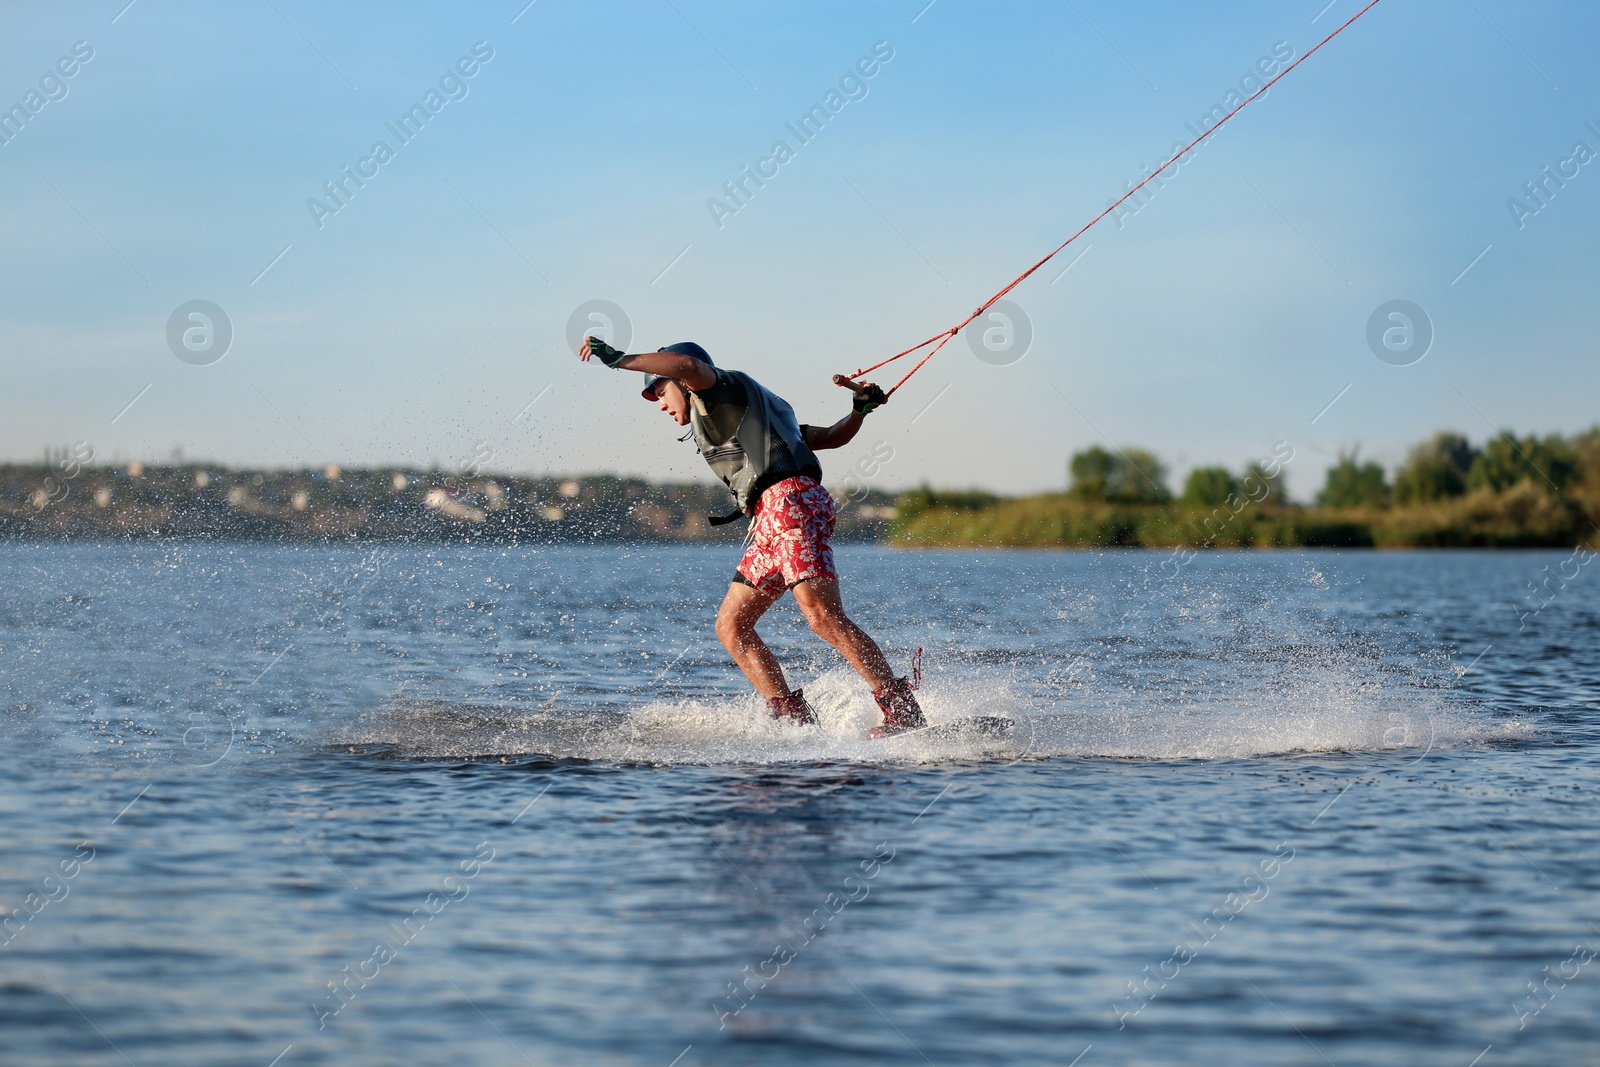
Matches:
[837,0,1386,399]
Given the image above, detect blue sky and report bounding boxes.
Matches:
[2,0,1596,501]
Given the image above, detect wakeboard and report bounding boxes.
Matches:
[872,715,1016,742]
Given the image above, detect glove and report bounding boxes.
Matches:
[586,337,628,368]
[852,382,887,416]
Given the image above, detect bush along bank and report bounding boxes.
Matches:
[888,429,1600,549]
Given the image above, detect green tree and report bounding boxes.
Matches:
[1573,426,1600,491]
[1467,433,1577,493]
[1182,466,1239,506]
[1318,452,1389,508]
[1240,461,1286,506]
[1069,446,1170,503]
[1068,446,1116,501]
[1118,448,1171,503]
[1394,432,1478,504]
[896,484,997,514]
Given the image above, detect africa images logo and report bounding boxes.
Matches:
[306,42,495,230]
[0,41,94,148]
[167,300,234,366]
[1365,299,1433,367]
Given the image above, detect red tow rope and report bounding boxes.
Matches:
[844,0,1386,398]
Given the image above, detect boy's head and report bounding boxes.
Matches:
[639,342,714,400]
[649,377,693,425]
[641,342,714,427]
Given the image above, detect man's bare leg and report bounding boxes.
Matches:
[790,578,895,690]
[714,582,790,699]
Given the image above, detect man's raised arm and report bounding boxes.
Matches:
[579,338,718,391]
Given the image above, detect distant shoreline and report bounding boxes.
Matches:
[0,462,892,545]
[4,461,1595,550]
[886,489,1597,550]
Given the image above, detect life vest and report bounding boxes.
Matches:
[689,370,822,518]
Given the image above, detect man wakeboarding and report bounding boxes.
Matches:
[578,337,927,737]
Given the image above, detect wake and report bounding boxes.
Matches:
[333,664,1528,765]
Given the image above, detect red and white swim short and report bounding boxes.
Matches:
[734,476,838,599]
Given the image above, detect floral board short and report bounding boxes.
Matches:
[734,476,838,599]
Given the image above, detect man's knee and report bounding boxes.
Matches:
[715,609,743,649]
[802,605,848,644]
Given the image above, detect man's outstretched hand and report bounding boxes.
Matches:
[580,336,628,368]
[833,374,887,415]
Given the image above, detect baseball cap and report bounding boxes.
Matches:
[641,342,715,400]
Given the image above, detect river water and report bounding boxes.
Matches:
[1,543,1595,1065]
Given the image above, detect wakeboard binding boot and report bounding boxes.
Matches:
[869,650,927,739]
[767,688,818,726]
